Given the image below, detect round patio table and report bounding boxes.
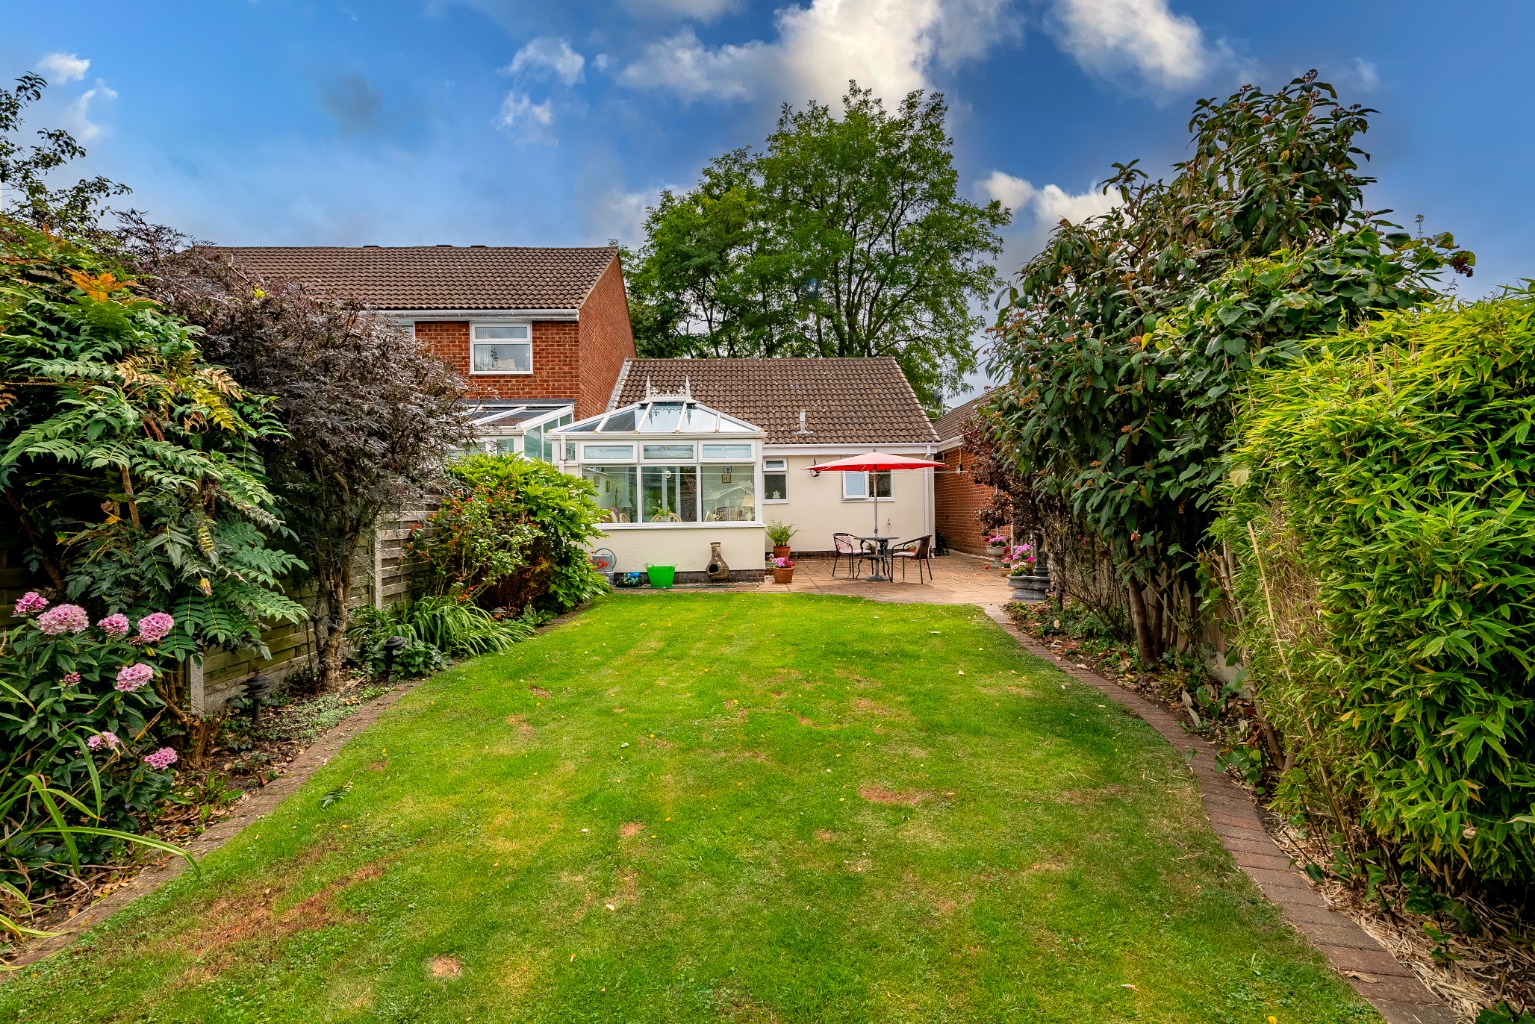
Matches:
[857,534,893,582]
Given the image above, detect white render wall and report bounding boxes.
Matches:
[596,522,764,576]
[761,453,933,555]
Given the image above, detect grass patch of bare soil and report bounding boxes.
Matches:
[3,676,401,949]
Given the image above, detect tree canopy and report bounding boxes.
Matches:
[986,72,1471,661]
[627,84,1009,411]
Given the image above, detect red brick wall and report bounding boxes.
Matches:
[934,445,996,555]
[410,256,634,416]
[413,320,579,404]
[575,256,637,419]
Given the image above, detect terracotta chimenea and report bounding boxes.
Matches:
[706,541,731,583]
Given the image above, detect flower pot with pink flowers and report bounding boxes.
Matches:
[770,556,796,584]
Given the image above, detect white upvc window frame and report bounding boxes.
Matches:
[842,470,893,501]
[469,321,533,376]
[762,458,789,503]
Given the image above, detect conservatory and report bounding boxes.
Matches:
[463,401,574,459]
[553,392,766,582]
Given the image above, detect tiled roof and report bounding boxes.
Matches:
[933,394,988,442]
[210,245,619,311]
[612,358,939,446]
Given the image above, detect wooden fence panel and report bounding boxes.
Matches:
[1,496,436,713]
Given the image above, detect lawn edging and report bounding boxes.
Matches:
[1,680,421,974]
[980,604,1455,1024]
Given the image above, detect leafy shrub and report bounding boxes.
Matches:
[1222,288,1535,885]
[347,595,537,679]
[0,220,306,661]
[988,73,1468,665]
[125,222,468,688]
[1,593,190,924]
[409,454,607,612]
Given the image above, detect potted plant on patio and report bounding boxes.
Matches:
[1003,544,1049,602]
[766,521,798,560]
[770,556,795,584]
[984,532,1008,564]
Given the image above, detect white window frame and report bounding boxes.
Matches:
[762,458,788,503]
[469,322,533,376]
[842,471,893,501]
[581,442,637,462]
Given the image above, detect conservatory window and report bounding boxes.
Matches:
[582,443,635,461]
[643,443,696,460]
[701,443,754,460]
[641,466,698,522]
[584,466,638,523]
[702,464,755,521]
[470,323,532,374]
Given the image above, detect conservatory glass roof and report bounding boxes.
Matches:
[559,396,760,435]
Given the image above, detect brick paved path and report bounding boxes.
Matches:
[980,605,1455,1024]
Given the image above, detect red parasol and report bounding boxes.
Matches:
[806,452,944,555]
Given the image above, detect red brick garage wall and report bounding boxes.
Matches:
[414,320,579,404]
[934,445,995,555]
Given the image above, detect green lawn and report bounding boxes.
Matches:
[3,594,1376,1024]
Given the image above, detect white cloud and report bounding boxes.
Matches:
[64,82,118,143]
[979,170,1119,226]
[496,91,556,143]
[622,0,742,20]
[618,0,1020,107]
[36,52,90,83]
[587,187,658,247]
[506,37,585,86]
[1337,57,1380,92]
[1047,0,1211,92]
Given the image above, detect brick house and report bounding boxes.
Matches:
[552,357,941,577]
[932,395,998,556]
[217,245,636,455]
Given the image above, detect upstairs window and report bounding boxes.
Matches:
[471,323,532,374]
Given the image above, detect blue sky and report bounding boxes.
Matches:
[3,1,1530,304]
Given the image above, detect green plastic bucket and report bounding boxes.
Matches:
[646,565,676,589]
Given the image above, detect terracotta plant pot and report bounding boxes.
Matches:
[772,545,791,559]
[772,567,794,585]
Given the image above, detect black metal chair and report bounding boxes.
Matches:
[831,532,867,579]
[890,535,934,583]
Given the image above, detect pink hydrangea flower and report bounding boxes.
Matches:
[13,591,48,616]
[61,672,82,686]
[143,747,178,771]
[98,613,131,638]
[115,662,154,692]
[87,731,120,750]
[36,604,90,635]
[134,612,175,645]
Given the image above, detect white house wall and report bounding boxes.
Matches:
[761,453,933,555]
[597,523,764,578]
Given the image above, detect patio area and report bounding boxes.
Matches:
[776,551,1012,604]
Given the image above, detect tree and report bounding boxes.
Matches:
[629,84,1009,410]
[988,72,1471,665]
[126,225,469,689]
[0,74,128,233]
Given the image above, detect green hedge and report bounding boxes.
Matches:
[1223,288,1535,885]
